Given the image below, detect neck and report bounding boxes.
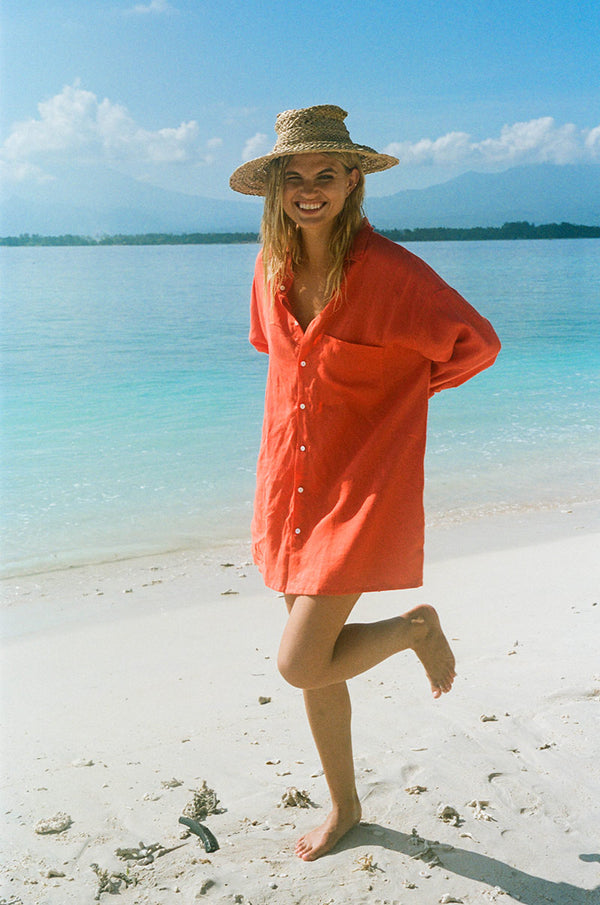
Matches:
[300,227,331,273]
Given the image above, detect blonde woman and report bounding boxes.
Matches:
[230,106,500,861]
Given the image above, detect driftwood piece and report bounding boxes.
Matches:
[178,816,219,853]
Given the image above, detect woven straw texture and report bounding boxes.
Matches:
[230,105,398,195]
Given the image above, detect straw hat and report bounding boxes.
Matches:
[229,104,399,196]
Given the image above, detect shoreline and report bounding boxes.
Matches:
[2,224,600,246]
[2,496,598,585]
[1,501,599,903]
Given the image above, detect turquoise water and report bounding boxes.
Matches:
[1,239,599,576]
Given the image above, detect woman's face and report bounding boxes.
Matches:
[281,153,359,235]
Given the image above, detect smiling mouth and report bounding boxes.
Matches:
[296,202,326,211]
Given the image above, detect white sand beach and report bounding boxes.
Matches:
[1,502,599,905]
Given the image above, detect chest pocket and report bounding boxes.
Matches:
[315,334,385,408]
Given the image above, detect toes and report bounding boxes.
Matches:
[296,843,315,860]
[430,671,455,697]
[295,836,313,858]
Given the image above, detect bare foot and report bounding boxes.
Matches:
[406,604,456,698]
[295,801,361,861]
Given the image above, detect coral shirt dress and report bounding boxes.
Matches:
[249,221,500,596]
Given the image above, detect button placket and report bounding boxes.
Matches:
[292,344,311,543]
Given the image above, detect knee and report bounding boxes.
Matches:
[277,649,306,688]
[277,647,315,689]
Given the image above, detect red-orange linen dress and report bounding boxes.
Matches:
[249,221,501,596]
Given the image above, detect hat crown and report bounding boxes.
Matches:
[274,105,352,152]
[229,104,398,195]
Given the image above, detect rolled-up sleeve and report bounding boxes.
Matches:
[249,253,269,354]
[414,287,501,395]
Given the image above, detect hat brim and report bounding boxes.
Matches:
[229,144,399,196]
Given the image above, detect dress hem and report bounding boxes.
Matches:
[254,563,424,596]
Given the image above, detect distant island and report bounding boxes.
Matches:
[2,221,599,247]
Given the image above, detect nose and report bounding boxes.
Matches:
[297,177,319,196]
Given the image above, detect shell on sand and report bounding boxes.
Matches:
[353,853,379,873]
[34,812,72,834]
[182,780,221,821]
[161,777,183,789]
[278,787,312,808]
[437,804,462,825]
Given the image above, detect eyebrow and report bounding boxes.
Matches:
[284,166,337,177]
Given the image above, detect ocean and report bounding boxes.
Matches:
[1,239,598,577]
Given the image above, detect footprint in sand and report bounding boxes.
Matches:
[487,771,540,816]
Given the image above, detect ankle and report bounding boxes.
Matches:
[330,794,361,819]
[403,605,435,648]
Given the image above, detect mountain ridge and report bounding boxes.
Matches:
[2,164,599,235]
[366,164,600,229]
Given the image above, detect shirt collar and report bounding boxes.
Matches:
[347,218,374,262]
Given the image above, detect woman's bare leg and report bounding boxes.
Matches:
[295,682,361,861]
[278,595,455,697]
[279,594,456,860]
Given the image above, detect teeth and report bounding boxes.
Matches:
[298,202,323,210]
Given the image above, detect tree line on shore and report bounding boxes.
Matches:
[2,221,599,247]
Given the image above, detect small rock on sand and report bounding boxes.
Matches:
[195,876,215,896]
[437,805,462,826]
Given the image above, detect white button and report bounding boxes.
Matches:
[300,360,307,367]
[300,445,306,452]
[297,486,304,493]
[299,403,306,410]
[295,527,301,535]
[279,284,286,291]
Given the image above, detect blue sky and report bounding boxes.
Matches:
[1,0,599,200]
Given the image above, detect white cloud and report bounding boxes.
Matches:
[0,159,52,184]
[0,83,220,183]
[4,94,597,198]
[384,117,600,169]
[242,132,271,162]
[585,125,600,155]
[126,0,175,15]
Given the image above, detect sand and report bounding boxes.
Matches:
[1,502,599,905]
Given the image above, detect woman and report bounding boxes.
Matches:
[230,105,500,861]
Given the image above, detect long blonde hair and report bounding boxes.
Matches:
[260,152,366,304]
